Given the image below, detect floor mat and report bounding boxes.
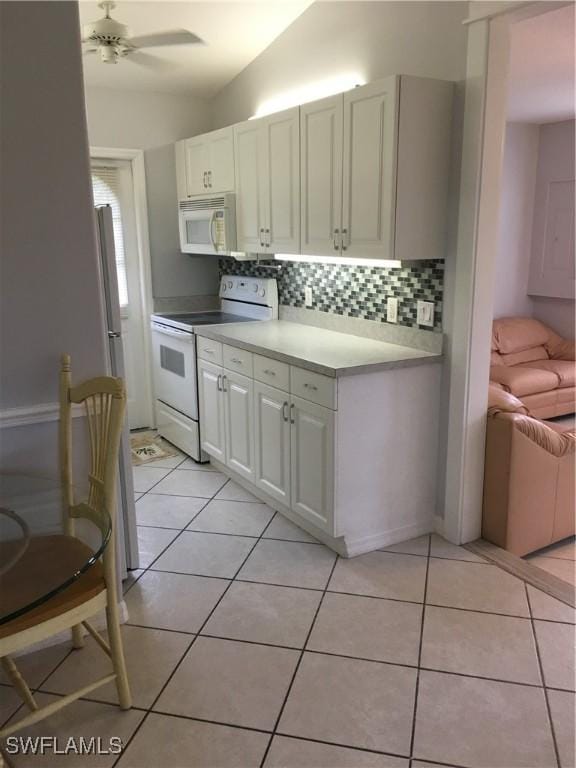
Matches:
[131,431,180,465]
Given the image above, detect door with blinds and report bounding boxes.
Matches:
[91,159,151,429]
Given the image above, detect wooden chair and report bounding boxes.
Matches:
[0,354,131,737]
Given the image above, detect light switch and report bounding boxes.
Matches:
[304,286,313,307]
[387,297,398,323]
[417,300,435,327]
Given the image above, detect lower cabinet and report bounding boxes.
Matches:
[254,381,291,507]
[197,360,226,462]
[289,396,334,532]
[223,370,255,482]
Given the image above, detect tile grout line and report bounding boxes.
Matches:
[257,554,340,768]
[110,496,278,767]
[525,583,562,768]
[408,533,432,767]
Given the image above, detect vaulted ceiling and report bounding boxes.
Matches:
[79,0,314,97]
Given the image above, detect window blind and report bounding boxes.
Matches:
[91,166,129,307]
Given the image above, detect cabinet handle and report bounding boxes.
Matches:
[333,228,340,251]
[259,227,264,248]
[303,382,318,391]
[282,401,289,422]
[204,348,214,355]
[217,374,222,391]
[265,228,270,248]
[203,171,208,188]
[290,403,295,424]
[222,374,228,392]
[231,357,242,364]
[342,228,348,251]
[208,170,212,188]
[263,368,276,376]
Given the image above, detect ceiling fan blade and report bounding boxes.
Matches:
[124,50,173,72]
[127,29,204,48]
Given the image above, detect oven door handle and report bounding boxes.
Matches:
[151,323,194,341]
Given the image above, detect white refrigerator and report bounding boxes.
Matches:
[94,205,140,574]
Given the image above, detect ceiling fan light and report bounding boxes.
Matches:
[100,45,118,64]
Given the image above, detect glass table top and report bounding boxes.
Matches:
[0,473,111,626]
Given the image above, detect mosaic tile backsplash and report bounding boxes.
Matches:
[219,258,444,332]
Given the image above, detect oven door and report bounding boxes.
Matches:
[151,323,198,421]
[179,208,218,255]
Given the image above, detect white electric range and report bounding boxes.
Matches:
[150,274,278,461]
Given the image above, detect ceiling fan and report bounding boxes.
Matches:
[82,1,204,64]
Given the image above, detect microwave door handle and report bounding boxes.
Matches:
[209,211,217,253]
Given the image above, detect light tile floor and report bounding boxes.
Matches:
[1,454,575,768]
[526,537,576,587]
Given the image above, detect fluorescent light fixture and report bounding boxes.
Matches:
[252,73,366,118]
[275,254,402,268]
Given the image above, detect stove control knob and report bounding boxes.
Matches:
[228,281,233,289]
[221,283,227,292]
[259,288,266,297]
[252,284,259,293]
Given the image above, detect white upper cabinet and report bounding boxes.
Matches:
[300,76,453,261]
[177,76,453,260]
[342,78,398,259]
[234,107,300,255]
[300,94,344,256]
[175,127,235,199]
[234,119,267,253]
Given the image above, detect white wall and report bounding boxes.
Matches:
[84,87,218,299]
[0,1,107,410]
[530,119,575,337]
[492,122,539,318]
[211,0,468,127]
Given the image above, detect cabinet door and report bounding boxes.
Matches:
[264,108,300,254]
[300,95,344,256]
[184,136,209,197]
[234,119,267,253]
[197,360,225,461]
[290,396,334,533]
[207,127,235,193]
[254,381,291,507]
[223,370,255,482]
[342,77,399,259]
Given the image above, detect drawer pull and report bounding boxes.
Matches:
[263,368,276,376]
[231,357,242,364]
[204,348,215,355]
[303,382,318,391]
[217,374,222,391]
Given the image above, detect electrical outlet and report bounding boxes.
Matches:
[386,297,398,323]
[417,300,435,327]
[304,286,313,307]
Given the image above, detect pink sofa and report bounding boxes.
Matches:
[490,318,575,419]
[483,385,575,556]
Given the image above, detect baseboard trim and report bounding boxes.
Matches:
[345,522,434,558]
[0,402,83,429]
[465,539,575,608]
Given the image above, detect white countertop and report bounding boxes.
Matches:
[196,320,442,377]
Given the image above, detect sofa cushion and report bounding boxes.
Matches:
[501,346,548,367]
[490,365,559,396]
[493,317,551,354]
[524,360,576,388]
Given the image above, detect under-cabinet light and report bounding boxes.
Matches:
[251,73,366,118]
[274,254,402,268]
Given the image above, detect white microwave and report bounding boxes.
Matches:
[178,193,237,255]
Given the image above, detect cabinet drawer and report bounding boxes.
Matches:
[254,354,290,391]
[223,345,253,376]
[197,337,223,364]
[290,367,336,409]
